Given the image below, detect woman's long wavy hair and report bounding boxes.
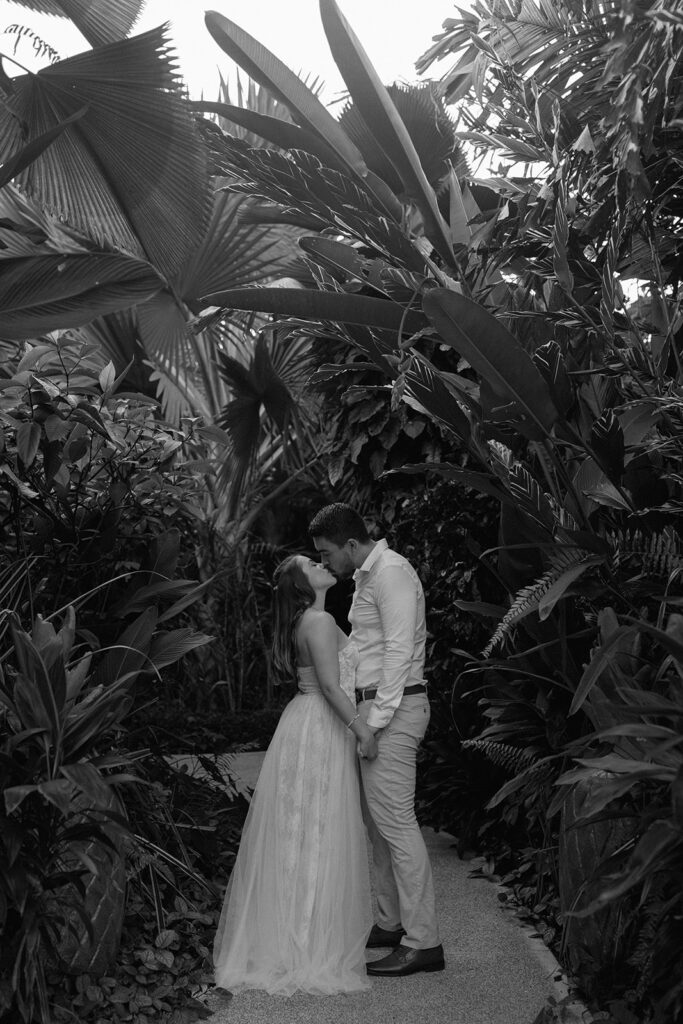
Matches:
[271,555,316,681]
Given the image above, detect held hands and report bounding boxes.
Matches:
[357,731,378,761]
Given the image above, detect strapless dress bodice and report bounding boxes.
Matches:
[297,642,359,701]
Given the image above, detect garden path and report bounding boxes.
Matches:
[177,751,586,1024]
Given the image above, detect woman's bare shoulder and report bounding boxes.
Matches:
[299,607,336,633]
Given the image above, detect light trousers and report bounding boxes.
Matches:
[358,694,440,949]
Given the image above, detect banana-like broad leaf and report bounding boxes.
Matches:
[319,0,456,271]
[14,0,145,48]
[0,26,211,281]
[204,10,367,177]
[198,287,426,334]
[0,253,163,340]
[422,289,560,439]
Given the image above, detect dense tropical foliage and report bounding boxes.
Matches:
[189,1,683,1020]
[2,0,683,1020]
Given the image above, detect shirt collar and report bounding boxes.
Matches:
[353,538,387,581]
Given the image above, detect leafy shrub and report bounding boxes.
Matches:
[0,610,140,1024]
[47,757,246,1024]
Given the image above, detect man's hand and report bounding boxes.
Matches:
[357,733,379,761]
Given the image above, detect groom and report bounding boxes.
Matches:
[309,503,444,977]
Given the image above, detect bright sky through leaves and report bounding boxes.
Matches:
[0,0,454,101]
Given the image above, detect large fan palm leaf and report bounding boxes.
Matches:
[0,25,211,280]
[0,185,162,339]
[7,0,145,47]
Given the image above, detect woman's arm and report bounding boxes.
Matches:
[299,610,378,760]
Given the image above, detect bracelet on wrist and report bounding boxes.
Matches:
[345,712,360,730]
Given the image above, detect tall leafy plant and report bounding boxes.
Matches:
[1,608,140,1024]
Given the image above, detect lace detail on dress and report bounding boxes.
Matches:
[338,641,359,701]
[296,642,359,701]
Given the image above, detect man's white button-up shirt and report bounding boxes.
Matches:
[349,539,427,730]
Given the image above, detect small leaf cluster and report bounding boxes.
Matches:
[49,895,215,1024]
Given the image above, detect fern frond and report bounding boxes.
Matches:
[462,739,537,776]
[606,528,682,579]
[483,548,598,657]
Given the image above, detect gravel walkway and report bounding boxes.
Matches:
[171,753,576,1024]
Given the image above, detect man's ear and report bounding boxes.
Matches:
[347,538,359,554]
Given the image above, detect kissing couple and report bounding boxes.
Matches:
[214,503,444,995]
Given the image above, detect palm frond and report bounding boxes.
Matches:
[0,26,211,280]
[178,189,299,299]
[338,82,468,195]
[7,0,145,47]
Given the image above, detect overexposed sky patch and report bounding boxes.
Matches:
[0,0,455,102]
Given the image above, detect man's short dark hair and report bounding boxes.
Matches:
[309,503,370,546]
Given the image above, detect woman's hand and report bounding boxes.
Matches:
[357,732,378,761]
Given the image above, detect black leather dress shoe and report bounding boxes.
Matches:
[366,943,445,976]
[366,924,406,948]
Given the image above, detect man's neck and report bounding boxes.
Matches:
[352,539,377,570]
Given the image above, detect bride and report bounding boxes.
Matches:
[213,554,377,996]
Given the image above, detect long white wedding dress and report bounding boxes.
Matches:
[213,642,372,995]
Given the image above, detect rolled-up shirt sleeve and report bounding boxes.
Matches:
[366,565,418,730]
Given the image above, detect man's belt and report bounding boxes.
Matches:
[356,684,427,703]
